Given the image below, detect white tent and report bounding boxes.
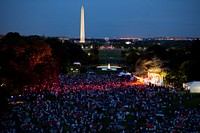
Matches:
[118,72,126,76]
[125,72,131,76]
[183,81,200,93]
[73,62,81,65]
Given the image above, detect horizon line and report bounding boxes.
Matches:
[0,32,199,39]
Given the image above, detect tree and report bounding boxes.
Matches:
[146,44,167,59]
[87,47,99,64]
[0,32,56,94]
[124,49,140,65]
[65,43,87,64]
[135,56,166,77]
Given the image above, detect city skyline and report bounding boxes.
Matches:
[0,0,200,38]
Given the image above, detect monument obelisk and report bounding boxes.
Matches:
[80,6,85,43]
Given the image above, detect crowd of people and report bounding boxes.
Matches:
[0,73,200,132]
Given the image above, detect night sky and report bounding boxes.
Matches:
[0,0,200,38]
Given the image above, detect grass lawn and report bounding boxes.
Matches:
[99,50,123,58]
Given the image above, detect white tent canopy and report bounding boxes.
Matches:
[183,81,200,93]
[125,72,131,76]
[118,72,126,76]
[118,72,131,76]
[73,62,81,65]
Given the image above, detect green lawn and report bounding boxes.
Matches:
[99,50,123,58]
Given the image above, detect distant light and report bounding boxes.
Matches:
[105,37,109,42]
[1,83,6,87]
[108,63,111,69]
[125,41,131,45]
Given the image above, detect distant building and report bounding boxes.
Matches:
[59,37,69,43]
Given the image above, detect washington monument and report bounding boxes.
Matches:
[80,6,85,43]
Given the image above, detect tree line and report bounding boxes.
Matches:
[1,32,200,96]
[0,32,93,95]
[124,38,200,87]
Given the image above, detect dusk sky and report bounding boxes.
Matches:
[0,0,200,38]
